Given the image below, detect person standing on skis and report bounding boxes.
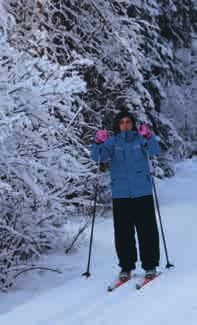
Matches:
[91,110,161,281]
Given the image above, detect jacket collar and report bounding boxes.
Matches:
[117,130,138,140]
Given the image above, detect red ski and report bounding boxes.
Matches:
[136,272,161,290]
[107,273,133,292]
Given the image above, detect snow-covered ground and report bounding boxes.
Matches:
[1,158,197,324]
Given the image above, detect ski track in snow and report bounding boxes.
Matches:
[1,158,197,324]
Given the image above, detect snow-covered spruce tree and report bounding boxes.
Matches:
[150,0,195,98]
[9,0,195,169]
[4,1,196,186]
[153,0,197,151]
[154,0,196,157]
[0,6,96,288]
[126,0,194,164]
[156,0,195,48]
[38,0,154,144]
[14,0,150,212]
[83,2,193,167]
[3,0,115,212]
[5,0,195,161]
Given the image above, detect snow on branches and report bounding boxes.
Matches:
[0,13,95,288]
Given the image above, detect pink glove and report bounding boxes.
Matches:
[95,130,109,144]
[138,123,152,139]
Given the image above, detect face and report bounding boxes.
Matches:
[119,117,133,132]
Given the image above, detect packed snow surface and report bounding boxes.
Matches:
[1,158,197,324]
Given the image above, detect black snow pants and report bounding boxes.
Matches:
[112,195,160,271]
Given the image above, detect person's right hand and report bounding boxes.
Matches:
[95,130,109,144]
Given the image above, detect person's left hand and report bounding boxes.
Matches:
[138,122,152,139]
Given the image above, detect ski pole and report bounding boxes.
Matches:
[135,115,174,269]
[66,106,106,276]
[145,140,174,269]
[82,148,101,278]
[151,174,174,269]
[65,106,100,277]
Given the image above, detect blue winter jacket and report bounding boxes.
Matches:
[91,130,161,199]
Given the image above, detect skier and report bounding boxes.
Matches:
[91,111,161,281]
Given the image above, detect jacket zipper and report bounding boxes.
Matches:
[126,131,128,142]
[124,132,131,197]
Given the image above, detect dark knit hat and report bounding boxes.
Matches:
[113,110,137,135]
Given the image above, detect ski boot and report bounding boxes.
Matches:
[119,270,131,281]
[145,268,157,280]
